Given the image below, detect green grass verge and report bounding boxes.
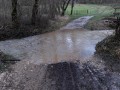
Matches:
[66,4,114,19]
[66,4,116,30]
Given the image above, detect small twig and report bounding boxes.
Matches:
[1,59,21,63]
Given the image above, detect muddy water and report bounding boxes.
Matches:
[0,30,113,64]
[0,16,113,65]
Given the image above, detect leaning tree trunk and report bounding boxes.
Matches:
[31,0,39,25]
[11,0,19,28]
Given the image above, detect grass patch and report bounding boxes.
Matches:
[66,4,115,30]
[66,4,114,19]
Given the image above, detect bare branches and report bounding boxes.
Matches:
[61,0,71,16]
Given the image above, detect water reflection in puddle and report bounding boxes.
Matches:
[0,30,113,65]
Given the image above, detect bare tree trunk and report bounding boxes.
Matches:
[115,17,120,38]
[57,4,61,14]
[11,0,19,28]
[31,0,39,25]
[61,11,65,16]
[70,0,74,15]
[49,0,56,19]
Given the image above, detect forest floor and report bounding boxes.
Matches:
[0,16,70,41]
[0,16,119,90]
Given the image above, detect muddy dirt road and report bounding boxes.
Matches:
[0,16,119,90]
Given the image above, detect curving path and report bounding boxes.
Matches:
[0,16,119,90]
[61,16,93,30]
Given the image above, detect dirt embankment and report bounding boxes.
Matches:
[86,19,113,30]
[95,35,120,72]
[96,35,120,58]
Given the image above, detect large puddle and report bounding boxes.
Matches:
[0,30,113,64]
[0,16,113,64]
